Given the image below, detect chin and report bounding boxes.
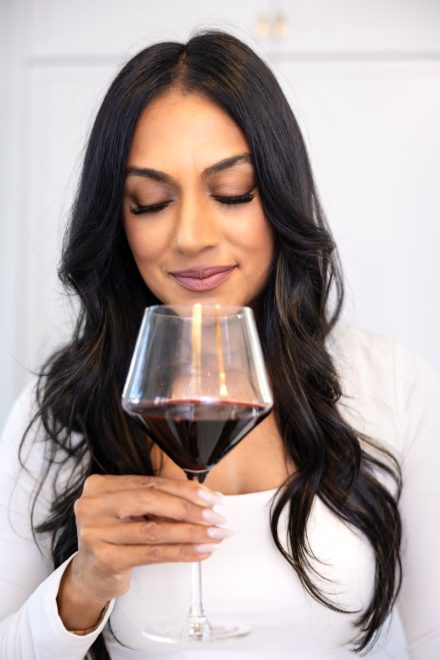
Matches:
[195,295,248,307]
[162,292,242,307]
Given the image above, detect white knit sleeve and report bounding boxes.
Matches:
[0,384,114,659]
[394,345,440,659]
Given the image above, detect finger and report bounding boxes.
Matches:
[92,541,218,573]
[76,489,227,527]
[86,520,234,546]
[82,474,223,507]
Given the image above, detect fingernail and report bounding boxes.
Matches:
[207,527,234,539]
[202,508,227,525]
[196,543,219,554]
[197,489,224,505]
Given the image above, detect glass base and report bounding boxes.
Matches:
[142,618,251,644]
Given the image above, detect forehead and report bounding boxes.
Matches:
[127,89,250,169]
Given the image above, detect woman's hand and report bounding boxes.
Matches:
[57,474,230,631]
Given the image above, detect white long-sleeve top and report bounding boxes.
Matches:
[0,325,439,659]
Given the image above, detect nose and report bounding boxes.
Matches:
[173,194,220,254]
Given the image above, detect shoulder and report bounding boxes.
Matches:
[0,379,41,464]
[328,322,438,396]
[328,323,398,375]
[327,323,440,458]
[1,377,53,485]
[0,378,54,543]
[328,323,399,415]
[0,378,85,525]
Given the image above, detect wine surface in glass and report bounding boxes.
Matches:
[126,399,271,478]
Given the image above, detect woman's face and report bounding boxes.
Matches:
[123,89,274,306]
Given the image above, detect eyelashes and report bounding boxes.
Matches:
[129,191,255,216]
[213,191,255,205]
[130,201,170,215]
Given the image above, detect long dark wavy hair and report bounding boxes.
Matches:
[21,30,401,658]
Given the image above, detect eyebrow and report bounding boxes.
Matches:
[125,153,252,184]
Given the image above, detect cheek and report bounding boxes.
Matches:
[124,221,169,267]
[255,219,274,257]
[232,212,274,264]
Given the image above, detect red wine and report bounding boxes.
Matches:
[126,399,271,478]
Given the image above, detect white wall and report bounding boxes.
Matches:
[1,0,440,428]
[0,0,22,424]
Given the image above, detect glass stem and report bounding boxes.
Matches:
[189,560,205,618]
[184,472,212,641]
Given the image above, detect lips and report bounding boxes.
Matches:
[169,265,237,292]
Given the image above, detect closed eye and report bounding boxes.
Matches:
[129,189,256,215]
[212,191,255,205]
[130,201,171,215]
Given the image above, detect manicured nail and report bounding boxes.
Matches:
[196,543,218,554]
[207,527,234,540]
[197,489,224,505]
[202,508,227,525]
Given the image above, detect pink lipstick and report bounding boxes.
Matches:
[170,265,237,292]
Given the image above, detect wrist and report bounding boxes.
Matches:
[68,602,110,636]
[57,558,109,633]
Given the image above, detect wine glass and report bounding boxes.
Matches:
[121,303,273,644]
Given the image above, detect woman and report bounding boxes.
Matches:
[0,30,438,660]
